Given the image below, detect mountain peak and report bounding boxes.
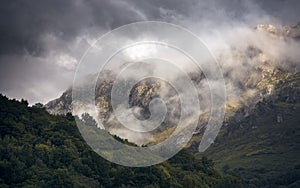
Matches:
[256,22,300,39]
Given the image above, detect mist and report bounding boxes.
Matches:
[1,0,299,144]
[0,0,299,104]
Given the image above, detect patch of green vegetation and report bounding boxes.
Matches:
[200,72,300,187]
[0,94,242,187]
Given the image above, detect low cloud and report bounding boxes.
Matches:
[0,0,299,105]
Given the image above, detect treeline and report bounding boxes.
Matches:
[0,94,242,187]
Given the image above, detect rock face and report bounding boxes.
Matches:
[45,22,300,145]
[45,68,183,141]
[256,22,300,39]
[44,88,72,115]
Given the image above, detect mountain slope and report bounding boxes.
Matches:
[43,23,300,187]
[198,72,300,187]
[0,94,242,187]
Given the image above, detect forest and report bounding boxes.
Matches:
[0,94,242,187]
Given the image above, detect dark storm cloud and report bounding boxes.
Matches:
[0,0,299,104]
[0,0,152,103]
[0,0,148,56]
[255,0,300,24]
[1,0,299,56]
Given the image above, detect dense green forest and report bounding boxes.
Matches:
[0,94,242,187]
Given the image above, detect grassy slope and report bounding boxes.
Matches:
[201,73,300,187]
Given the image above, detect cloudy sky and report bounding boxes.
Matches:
[0,0,299,104]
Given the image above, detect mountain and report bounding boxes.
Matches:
[44,23,300,187]
[197,72,300,187]
[190,23,300,187]
[45,66,186,144]
[0,94,242,187]
[256,22,300,39]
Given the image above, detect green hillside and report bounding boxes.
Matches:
[0,94,242,187]
[200,73,300,187]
